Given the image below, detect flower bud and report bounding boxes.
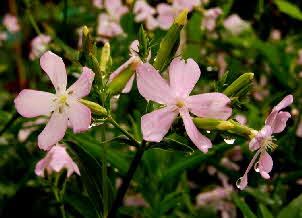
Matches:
[79,99,107,116]
[223,72,254,97]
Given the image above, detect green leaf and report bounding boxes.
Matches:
[275,0,302,20]
[277,194,302,218]
[232,193,257,218]
[160,192,183,215]
[64,193,102,218]
[259,204,274,218]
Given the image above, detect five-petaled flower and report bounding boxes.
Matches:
[14,51,95,151]
[136,58,232,152]
[35,144,80,178]
[237,95,293,190]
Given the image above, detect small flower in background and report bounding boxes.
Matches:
[234,114,247,125]
[124,193,148,207]
[137,58,232,152]
[253,75,269,101]
[93,0,103,9]
[0,32,7,45]
[29,34,52,60]
[2,14,20,33]
[133,0,158,30]
[237,95,293,190]
[157,0,200,30]
[297,49,302,65]
[109,40,150,93]
[35,144,80,178]
[97,0,128,41]
[18,118,47,142]
[217,52,227,78]
[270,29,281,41]
[14,51,95,151]
[223,14,249,35]
[297,118,302,137]
[201,7,222,32]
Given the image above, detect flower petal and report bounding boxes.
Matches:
[136,63,174,104]
[180,108,212,153]
[169,58,201,98]
[156,3,175,30]
[249,125,272,151]
[259,151,273,179]
[270,111,291,133]
[38,112,68,151]
[186,93,232,120]
[67,67,95,98]
[67,101,91,133]
[274,95,293,111]
[40,51,67,92]
[141,106,178,142]
[14,89,55,118]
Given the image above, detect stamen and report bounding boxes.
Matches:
[176,101,185,108]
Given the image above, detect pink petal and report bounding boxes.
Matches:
[38,112,68,151]
[249,126,272,151]
[156,4,175,30]
[141,106,178,142]
[136,63,174,104]
[35,156,50,177]
[259,151,273,179]
[67,101,91,133]
[169,58,201,98]
[179,108,212,153]
[14,89,55,118]
[270,111,291,133]
[130,40,139,56]
[173,0,199,11]
[105,0,128,19]
[274,95,293,111]
[40,51,67,93]
[186,93,232,120]
[122,74,135,93]
[67,67,95,98]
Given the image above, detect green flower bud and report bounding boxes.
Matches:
[79,99,107,116]
[223,72,254,97]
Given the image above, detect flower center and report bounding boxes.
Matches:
[176,100,185,108]
[262,136,277,151]
[55,93,69,113]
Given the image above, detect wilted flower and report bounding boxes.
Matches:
[297,118,302,137]
[35,144,80,178]
[137,58,232,152]
[2,14,20,33]
[297,49,302,65]
[237,95,293,190]
[134,0,158,30]
[201,7,222,32]
[97,0,128,41]
[109,40,149,93]
[14,51,95,150]
[217,52,227,78]
[29,34,52,60]
[157,0,200,30]
[223,14,249,35]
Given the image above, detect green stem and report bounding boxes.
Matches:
[108,117,140,147]
[26,11,41,35]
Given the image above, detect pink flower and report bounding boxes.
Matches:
[157,0,200,30]
[97,0,128,41]
[234,114,247,125]
[2,14,20,33]
[35,144,80,177]
[134,0,158,30]
[201,7,222,32]
[270,29,281,41]
[109,40,149,93]
[93,0,103,9]
[237,95,293,190]
[136,58,232,152]
[14,51,95,151]
[29,34,52,60]
[223,14,249,35]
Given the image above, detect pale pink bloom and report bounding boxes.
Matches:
[223,14,249,35]
[124,194,148,207]
[234,114,247,125]
[237,95,293,190]
[196,187,232,206]
[297,118,302,137]
[14,51,95,151]
[109,40,149,93]
[137,58,232,152]
[29,34,52,60]
[93,0,103,9]
[35,144,80,177]
[253,75,269,101]
[134,0,158,30]
[2,14,20,33]
[157,0,200,30]
[270,29,281,41]
[297,49,302,65]
[201,7,222,32]
[97,0,128,41]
